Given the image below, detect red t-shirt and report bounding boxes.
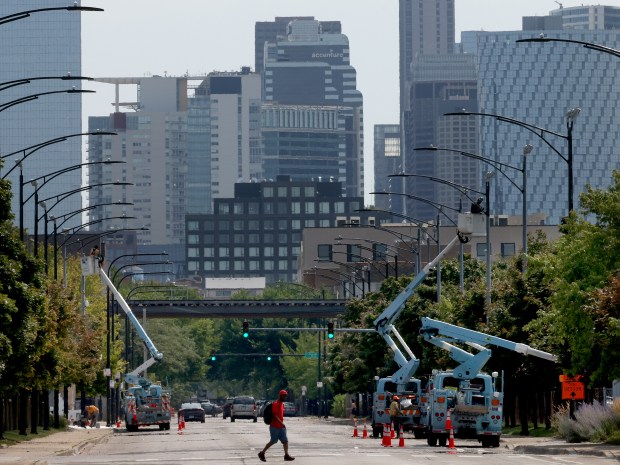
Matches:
[270,399,285,428]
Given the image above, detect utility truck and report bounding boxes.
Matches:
[418,317,557,447]
[99,266,172,432]
[371,213,485,438]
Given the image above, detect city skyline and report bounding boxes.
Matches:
[80,1,620,204]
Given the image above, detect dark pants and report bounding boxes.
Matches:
[390,416,401,437]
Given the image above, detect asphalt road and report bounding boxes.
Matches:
[2,416,618,464]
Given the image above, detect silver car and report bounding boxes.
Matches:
[230,396,257,422]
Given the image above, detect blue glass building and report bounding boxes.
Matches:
[0,1,84,233]
[476,30,620,223]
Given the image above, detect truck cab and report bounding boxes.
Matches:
[372,378,424,438]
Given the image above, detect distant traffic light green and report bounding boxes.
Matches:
[243,321,249,338]
[327,322,334,339]
[211,355,216,361]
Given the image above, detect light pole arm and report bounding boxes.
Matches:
[0,6,104,26]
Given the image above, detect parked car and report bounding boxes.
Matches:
[179,402,205,423]
[222,398,233,420]
[283,402,298,417]
[201,401,222,417]
[231,396,257,422]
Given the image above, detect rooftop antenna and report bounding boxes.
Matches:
[554,1,563,8]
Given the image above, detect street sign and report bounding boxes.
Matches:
[562,380,585,400]
[305,352,319,358]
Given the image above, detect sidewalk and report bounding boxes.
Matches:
[0,426,113,465]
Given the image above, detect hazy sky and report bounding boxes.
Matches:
[80,0,620,197]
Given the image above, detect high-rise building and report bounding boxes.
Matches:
[0,1,84,232]
[87,77,189,247]
[404,54,479,222]
[373,124,403,214]
[476,29,620,223]
[550,4,620,30]
[186,69,262,214]
[255,17,341,75]
[261,19,364,198]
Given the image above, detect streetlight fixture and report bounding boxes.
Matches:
[0,74,95,93]
[444,108,579,215]
[0,5,103,27]
[334,236,400,278]
[309,266,364,299]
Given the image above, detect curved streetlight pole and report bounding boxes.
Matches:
[126,285,180,301]
[0,6,103,27]
[314,259,366,297]
[334,236,399,278]
[444,108,579,215]
[309,266,364,298]
[0,74,94,93]
[0,88,95,114]
[20,159,124,241]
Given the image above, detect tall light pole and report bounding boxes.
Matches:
[444,108,579,215]
[0,88,94,113]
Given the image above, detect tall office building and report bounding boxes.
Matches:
[0,1,84,233]
[373,124,403,214]
[261,19,364,198]
[398,1,464,221]
[255,17,341,75]
[550,5,620,30]
[87,77,189,247]
[476,29,620,223]
[186,69,262,214]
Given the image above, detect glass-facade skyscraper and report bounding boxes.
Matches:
[476,30,620,223]
[0,1,84,233]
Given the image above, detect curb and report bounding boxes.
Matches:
[513,444,620,459]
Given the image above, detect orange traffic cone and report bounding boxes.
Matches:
[116,417,121,428]
[391,421,395,438]
[362,420,368,439]
[382,424,392,447]
[352,418,358,437]
[398,424,405,447]
[446,409,456,451]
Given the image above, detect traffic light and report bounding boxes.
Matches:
[243,321,249,338]
[266,349,272,361]
[327,322,334,339]
[210,355,216,361]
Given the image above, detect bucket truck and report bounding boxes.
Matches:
[99,265,172,432]
[419,317,557,447]
[371,213,485,438]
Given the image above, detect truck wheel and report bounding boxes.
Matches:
[438,436,447,447]
[372,424,382,438]
[231,416,235,422]
[164,422,170,430]
[427,432,438,447]
[491,436,500,448]
[413,430,424,439]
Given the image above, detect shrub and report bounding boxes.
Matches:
[332,394,346,418]
[552,401,620,443]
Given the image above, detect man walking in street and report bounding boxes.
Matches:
[258,389,295,462]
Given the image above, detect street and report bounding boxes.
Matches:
[5,416,616,465]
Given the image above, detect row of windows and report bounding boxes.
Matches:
[188,245,301,258]
[211,200,353,216]
[187,259,295,272]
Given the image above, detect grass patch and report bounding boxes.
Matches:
[0,427,66,447]
[503,425,556,437]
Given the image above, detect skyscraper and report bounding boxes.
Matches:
[261,19,364,198]
[373,124,403,214]
[0,1,84,233]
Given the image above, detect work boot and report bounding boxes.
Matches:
[284,455,295,461]
[258,451,266,462]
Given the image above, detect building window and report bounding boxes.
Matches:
[263,187,274,197]
[279,260,288,270]
[305,202,315,214]
[318,244,332,261]
[248,202,259,214]
[501,243,516,257]
[234,261,245,271]
[187,221,199,231]
[305,219,316,227]
[234,202,244,214]
[203,233,214,243]
[373,243,387,261]
[291,187,301,197]
[304,186,314,197]
[319,219,331,227]
[291,219,301,230]
[476,243,487,258]
[248,233,259,243]
[233,220,244,231]
[188,248,199,258]
[278,219,288,229]
[203,261,215,271]
[248,220,259,230]
[204,247,214,257]
[187,234,199,245]
[234,247,245,258]
[278,246,288,256]
[203,220,215,231]
[264,202,274,214]
[264,219,274,230]
[277,202,288,214]
[278,187,287,197]
[218,221,230,231]
[219,247,230,258]
[218,261,230,271]
[291,202,301,214]
[319,202,330,214]
[218,203,229,214]
[187,261,199,271]
[264,260,274,270]
[264,246,274,257]
[334,202,345,214]
[347,244,362,262]
[249,260,260,271]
